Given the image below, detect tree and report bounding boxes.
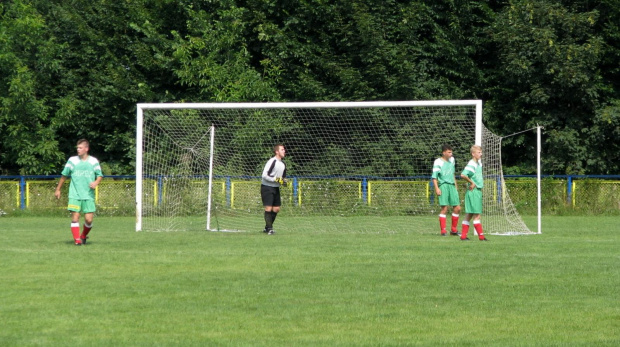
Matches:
[35,0,174,174]
[169,1,280,102]
[486,0,606,174]
[1,0,618,175]
[0,0,64,174]
[242,0,494,102]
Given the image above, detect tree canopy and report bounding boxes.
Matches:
[1,0,618,175]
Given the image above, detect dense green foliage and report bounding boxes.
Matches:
[1,0,618,175]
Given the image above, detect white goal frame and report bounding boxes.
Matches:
[136,100,541,234]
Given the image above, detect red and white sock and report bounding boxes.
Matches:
[451,213,459,233]
[81,223,92,240]
[460,221,470,240]
[71,222,81,243]
[473,220,484,240]
[439,214,447,234]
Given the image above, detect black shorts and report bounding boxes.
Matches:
[261,185,281,207]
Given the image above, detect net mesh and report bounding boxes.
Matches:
[138,102,533,235]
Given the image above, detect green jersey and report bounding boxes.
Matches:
[432,157,456,185]
[61,155,103,200]
[462,159,483,188]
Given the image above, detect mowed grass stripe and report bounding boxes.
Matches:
[0,216,618,346]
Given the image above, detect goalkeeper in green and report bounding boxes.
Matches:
[432,145,461,236]
[54,139,103,245]
[260,144,287,235]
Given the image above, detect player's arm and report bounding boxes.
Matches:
[432,178,441,195]
[431,160,441,195]
[279,166,288,186]
[90,175,103,189]
[55,176,69,199]
[275,177,287,186]
[460,173,476,190]
[262,159,278,182]
[90,164,104,189]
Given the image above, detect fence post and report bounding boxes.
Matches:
[496,176,502,204]
[157,176,163,206]
[572,178,577,208]
[226,176,231,207]
[429,178,434,205]
[362,178,368,205]
[292,177,298,206]
[566,175,573,205]
[19,176,26,210]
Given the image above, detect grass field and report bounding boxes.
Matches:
[1,216,618,346]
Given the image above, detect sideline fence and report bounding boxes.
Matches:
[0,175,619,216]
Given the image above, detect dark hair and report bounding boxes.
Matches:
[441,144,452,152]
[77,139,90,147]
[273,144,284,153]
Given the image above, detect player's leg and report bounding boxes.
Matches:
[450,206,461,235]
[71,212,82,245]
[80,200,96,244]
[438,205,449,235]
[271,206,280,224]
[460,191,473,240]
[268,189,281,234]
[472,214,487,241]
[263,207,273,233]
[448,185,461,235]
[437,185,450,235]
[451,206,461,234]
[261,185,275,233]
[460,213,472,240]
[468,189,487,240]
[68,200,82,245]
[463,189,487,241]
[81,213,94,244]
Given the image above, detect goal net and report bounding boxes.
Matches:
[136,101,533,235]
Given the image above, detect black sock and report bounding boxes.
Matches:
[271,211,278,224]
[264,211,273,229]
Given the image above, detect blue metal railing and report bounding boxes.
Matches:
[1,174,619,210]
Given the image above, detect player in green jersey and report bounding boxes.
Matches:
[54,139,103,245]
[459,145,488,241]
[431,145,461,236]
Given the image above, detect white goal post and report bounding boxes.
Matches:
[136,100,538,235]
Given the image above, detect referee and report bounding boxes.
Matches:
[261,144,287,235]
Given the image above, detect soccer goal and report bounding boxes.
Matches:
[136,101,536,235]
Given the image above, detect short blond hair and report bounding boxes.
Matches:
[470,145,482,153]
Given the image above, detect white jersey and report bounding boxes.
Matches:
[261,156,286,187]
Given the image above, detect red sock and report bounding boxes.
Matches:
[71,223,81,243]
[439,214,447,234]
[451,213,459,232]
[474,221,484,240]
[81,223,92,239]
[460,221,470,239]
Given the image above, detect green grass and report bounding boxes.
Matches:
[1,216,618,346]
